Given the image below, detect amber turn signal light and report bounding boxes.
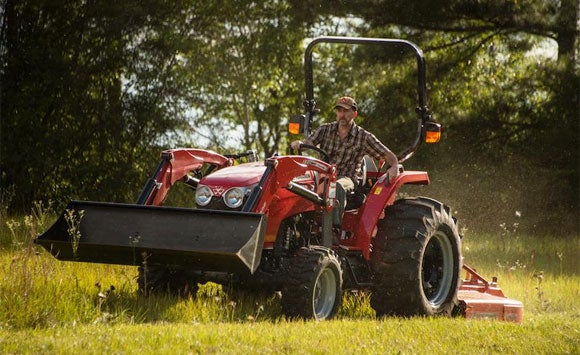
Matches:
[288,122,301,135]
[424,122,441,143]
[288,114,305,135]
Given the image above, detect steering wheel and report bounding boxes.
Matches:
[295,143,330,163]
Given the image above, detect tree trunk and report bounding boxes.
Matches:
[556,0,578,64]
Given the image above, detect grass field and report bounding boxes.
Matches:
[0,210,579,353]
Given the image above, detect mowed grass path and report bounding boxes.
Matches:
[0,214,578,353]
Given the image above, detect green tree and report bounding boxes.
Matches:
[0,1,319,211]
[0,0,204,210]
[290,0,579,233]
[1,0,577,235]
[181,1,306,158]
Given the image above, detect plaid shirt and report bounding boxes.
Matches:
[304,122,391,181]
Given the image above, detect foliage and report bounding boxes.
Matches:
[1,1,577,234]
[181,1,307,157]
[309,2,579,235]
[1,0,199,209]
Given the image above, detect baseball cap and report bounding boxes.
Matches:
[334,96,357,111]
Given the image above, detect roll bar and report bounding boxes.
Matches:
[301,36,438,163]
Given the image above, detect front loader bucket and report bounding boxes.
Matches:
[35,201,267,274]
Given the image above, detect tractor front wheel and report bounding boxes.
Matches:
[370,197,462,317]
[282,246,343,320]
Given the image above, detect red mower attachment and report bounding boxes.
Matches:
[457,264,524,323]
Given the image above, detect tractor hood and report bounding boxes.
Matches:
[200,162,266,189]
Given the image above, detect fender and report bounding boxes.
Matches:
[346,171,430,259]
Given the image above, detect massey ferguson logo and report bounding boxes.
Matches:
[211,186,225,196]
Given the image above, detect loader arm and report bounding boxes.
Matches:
[138,148,231,206]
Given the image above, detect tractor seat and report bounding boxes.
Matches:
[344,155,377,210]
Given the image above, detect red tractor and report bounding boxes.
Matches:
[36,37,523,322]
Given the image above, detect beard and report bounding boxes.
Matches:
[338,119,348,126]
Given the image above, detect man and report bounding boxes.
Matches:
[291,96,399,220]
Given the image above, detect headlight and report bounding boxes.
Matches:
[195,185,213,206]
[223,187,245,208]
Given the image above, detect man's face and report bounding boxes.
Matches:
[335,107,356,127]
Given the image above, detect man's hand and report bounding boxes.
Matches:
[387,165,399,181]
[290,140,302,151]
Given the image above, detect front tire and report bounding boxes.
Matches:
[282,246,343,320]
[370,197,462,317]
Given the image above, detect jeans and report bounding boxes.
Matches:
[334,176,355,227]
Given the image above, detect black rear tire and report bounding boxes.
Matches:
[282,246,343,320]
[370,197,462,317]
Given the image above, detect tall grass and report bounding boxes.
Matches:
[461,227,579,317]
[1,206,578,328]
[0,206,578,353]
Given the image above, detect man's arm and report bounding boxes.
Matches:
[290,125,325,151]
[383,149,399,180]
[363,131,399,180]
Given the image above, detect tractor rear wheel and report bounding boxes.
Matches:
[370,197,462,317]
[282,246,343,320]
[137,265,199,297]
